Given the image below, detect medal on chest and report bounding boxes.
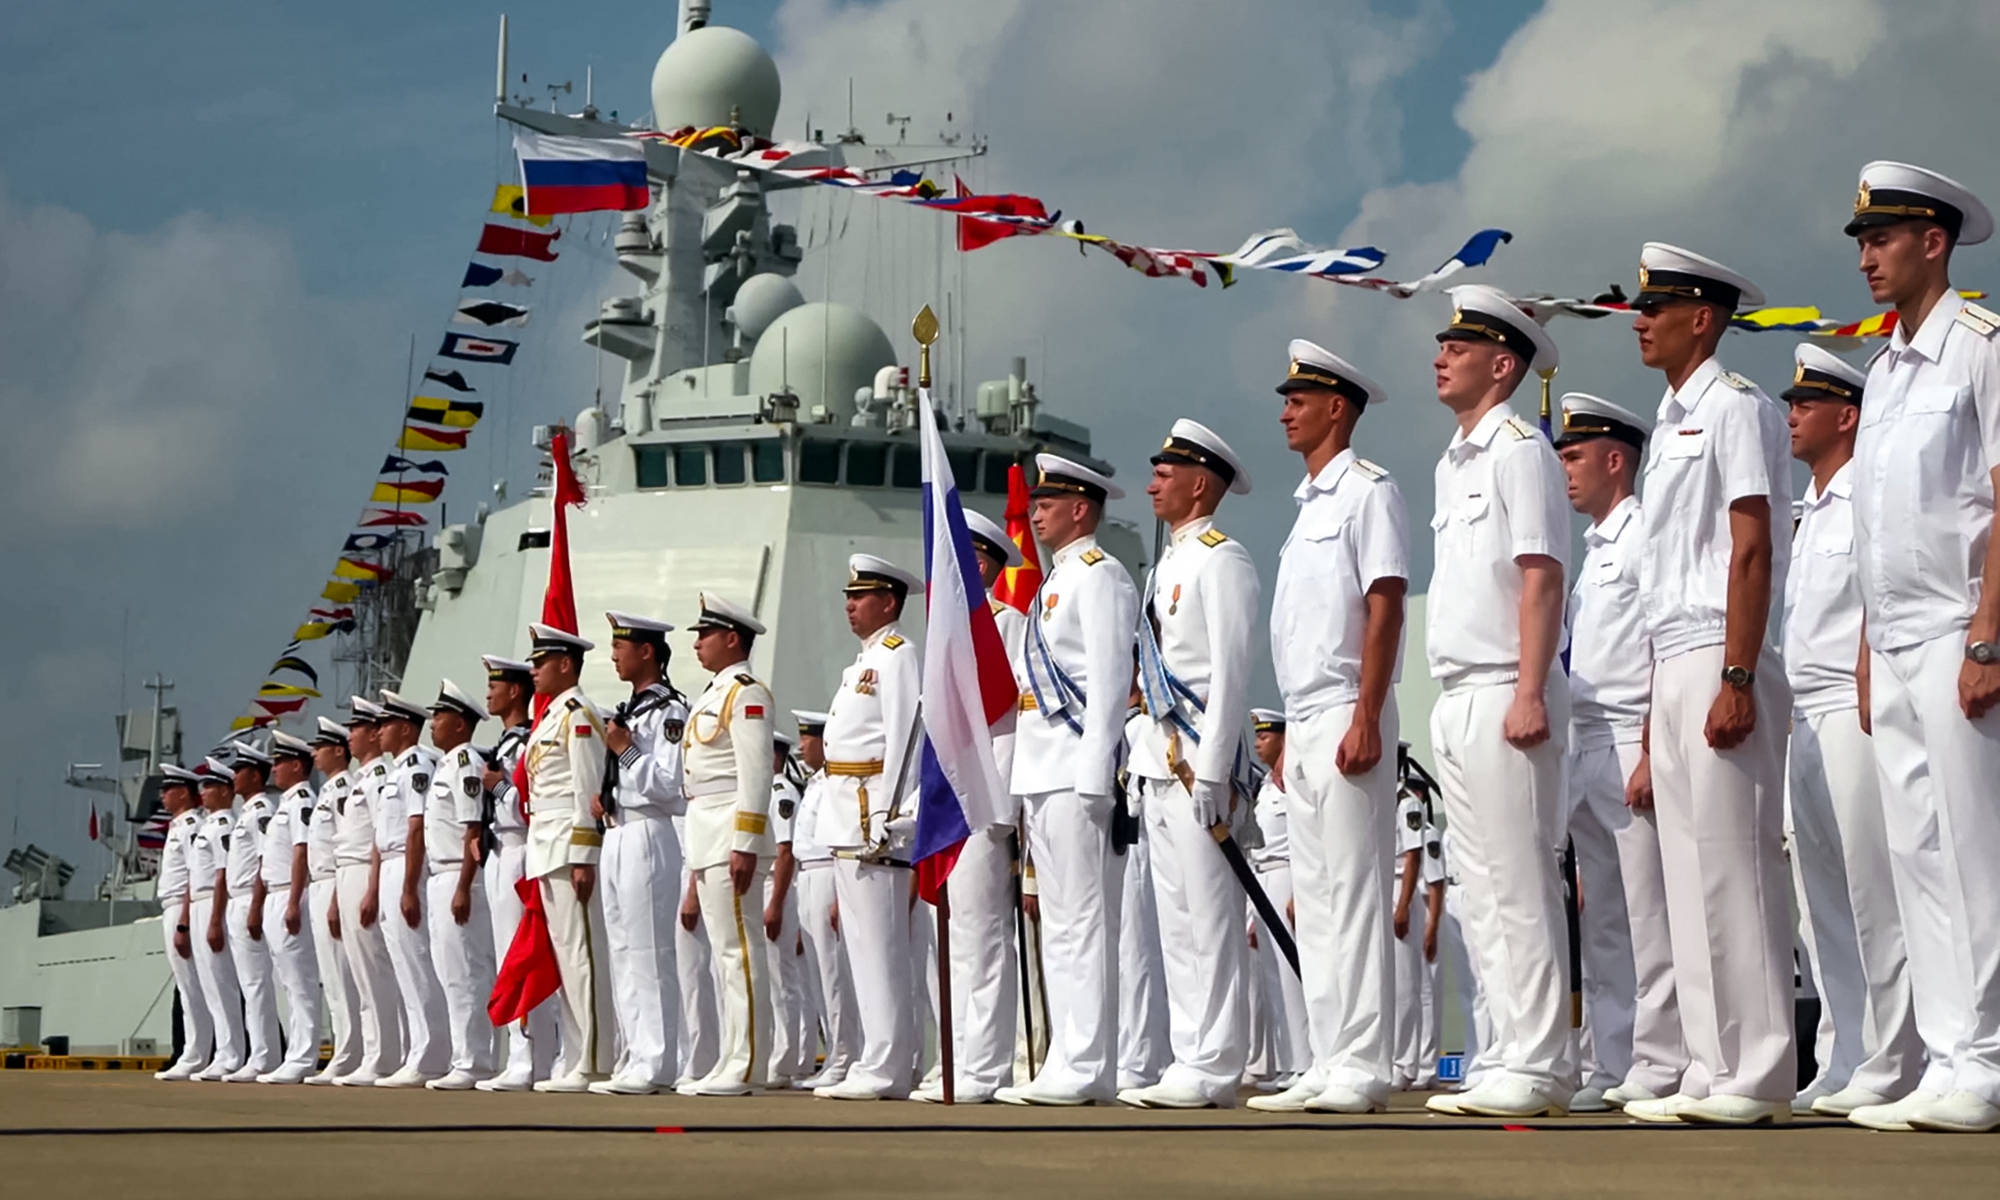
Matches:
[1168,583,1182,616]
[855,668,877,696]
[1043,593,1059,622]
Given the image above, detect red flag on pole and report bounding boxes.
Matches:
[954,175,1047,253]
[992,463,1044,612]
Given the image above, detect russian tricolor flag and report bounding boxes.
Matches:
[912,391,1019,903]
[513,132,650,216]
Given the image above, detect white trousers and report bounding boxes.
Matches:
[1023,788,1121,1100]
[188,895,245,1073]
[912,897,941,1086]
[795,861,858,1081]
[1138,776,1249,1103]
[1290,700,1400,1100]
[1441,874,1496,1083]
[1651,647,1794,1102]
[425,869,497,1078]
[1789,707,1923,1099]
[692,859,772,1088]
[601,819,681,1087]
[1117,816,1170,1089]
[540,867,614,1078]
[484,842,556,1081]
[259,886,323,1076]
[1872,635,2000,1104]
[763,880,814,1082]
[1391,875,1441,1088]
[225,894,282,1074]
[1431,678,1576,1097]
[1250,864,1312,1080]
[673,820,720,1084]
[335,863,403,1075]
[829,857,915,1096]
[377,854,449,1077]
[161,901,213,1071]
[309,877,362,1076]
[1567,736,1686,1095]
[943,825,1020,1096]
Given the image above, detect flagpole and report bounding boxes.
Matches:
[936,878,954,1105]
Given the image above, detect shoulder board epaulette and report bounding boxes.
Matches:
[456,747,473,768]
[564,697,582,711]
[1079,548,1106,566]
[1503,416,1534,440]
[372,764,388,777]
[882,634,906,650]
[1957,302,2000,338]
[1352,457,1388,481]
[1719,370,1754,391]
[735,672,758,686]
[1198,528,1228,548]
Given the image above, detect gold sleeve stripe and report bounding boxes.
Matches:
[735,813,768,835]
[569,830,603,848]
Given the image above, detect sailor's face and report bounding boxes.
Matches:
[486,678,522,717]
[231,765,261,797]
[1432,338,1506,409]
[609,637,650,683]
[160,782,193,815]
[271,757,307,789]
[974,548,1004,590]
[1857,222,1946,305]
[846,590,897,638]
[1254,729,1283,768]
[529,652,574,696]
[1030,495,1082,548]
[312,743,347,776]
[1279,388,1337,454]
[1787,397,1858,465]
[799,732,825,771]
[199,781,233,810]
[1147,462,1200,523]
[430,710,471,749]
[692,627,739,674]
[1558,439,1618,515]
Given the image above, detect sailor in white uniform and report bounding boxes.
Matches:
[522,624,616,1092]
[474,655,558,1091]
[1623,246,1796,1127]
[1250,343,1409,1116]
[1392,769,1448,1091]
[332,699,403,1085]
[915,511,1027,1103]
[789,710,860,1090]
[1841,163,2000,1136]
[1553,392,1686,1113]
[592,611,692,1096]
[304,717,364,1084]
[1000,455,1140,1107]
[1422,289,1577,1119]
[373,689,450,1086]
[763,730,815,1085]
[813,557,923,1102]
[679,595,778,1096]
[254,732,323,1083]
[1115,705,1172,1095]
[223,744,282,1082]
[421,680,500,1090]
[1244,712,1309,1086]
[1120,419,1259,1111]
[153,764,212,1081]
[189,758,247,1081]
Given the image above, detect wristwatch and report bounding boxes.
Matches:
[1969,641,1999,666]
[1720,664,1755,688]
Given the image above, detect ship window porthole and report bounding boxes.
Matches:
[847,442,887,487]
[983,454,1010,494]
[674,445,708,487]
[635,446,670,489]
[713,443,747,486]
[891,444,922,489]
[799,438,840,484]
[752,440,786,483]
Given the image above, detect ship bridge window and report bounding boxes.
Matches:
[752,440,785,483]
[892,445,922,489]
[799,438,840,484]
[946,448,979,489]
[982,452,1011,495]
[712,442,746,486]
[847,442,887,487]
[635,445,670,489]
[674,445,708,487]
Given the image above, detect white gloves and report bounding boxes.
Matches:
[1189,779,1229,830]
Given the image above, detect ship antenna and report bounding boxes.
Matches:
[495,14,508,108]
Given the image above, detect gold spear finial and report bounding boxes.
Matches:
[912,304,939,389]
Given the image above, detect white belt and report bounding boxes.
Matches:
[797,857,835,870]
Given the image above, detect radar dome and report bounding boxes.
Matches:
[749,302,896,422]
[651,26,781,138]
[728,273,805,341]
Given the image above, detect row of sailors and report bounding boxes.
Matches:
[152,157,2000,1133]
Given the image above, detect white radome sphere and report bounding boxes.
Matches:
[651,26,781,138]
[748,302,896,421]
[728,273,805,341]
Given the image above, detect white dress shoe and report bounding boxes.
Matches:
[255,1066,312,1084]
[1304,1084,1385,1115]
[795,1071,843,1091]
[1681,1095,1791,1126]
[690,1079,757,1097]
[588,1076,662,1096]
[816,1078,893,1101]
[1907,1090,2000,1134]
[193,1064,238,1082]
[333,1070,381,1087]
[222,1065,265,1083]
[533,1072,601,1093]
[475,1072,534,1092]
[1811,1085,1889,1117]
[994,1083,1094,1107]
[1790,1082,1835,1115]
[1130,1082,1215,1110]
[1248,1082,1320,1113]
[425,1070,479,1091]
[155,1063,201,1082]
[1455,1078,1567,1119]
[1425,1092,1469,1115]
[303,1070,342,1086]
[1849,1089,1944,1132]
[374,1067,432,1089]
[1569,1086,1610,1113]
[1623,1094,1701,1124]
[1601,1082,1661,1110]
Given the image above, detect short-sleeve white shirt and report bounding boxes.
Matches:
[1271,449,1409,719]
[1786,463,1863,716]
[1637,356,1794,662]
[1853,290,2000,652]
[1568,496,1651,743]
[1427,403,1572,686]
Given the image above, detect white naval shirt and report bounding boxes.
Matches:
[1012,533,1141,799]
[225,792,274,896]
[190,807,231,899]
[1427,404,1572,687]
[307,769,349,882]
[257,782,313,888]
[425,744,485,874]
[1786,462,1864,717]
[770,774,801,846]
[680,665,775,870]
[375,746,437,854]
[1273,449,1409,720]
[1130,514,1260,788]
[158,808,201,903]
[524,688,608,880]
[1637,356,1794,662]
[1248,774,1288,870]
[487,724,531,843]
[608,682,690,820]
[793,770,832,863]
[1854,290,2000,652]
[1568,496,1651,745]
[820,625,920,849]
[333,758,384,870]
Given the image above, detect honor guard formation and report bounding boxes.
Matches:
[146,161,2000,1133]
